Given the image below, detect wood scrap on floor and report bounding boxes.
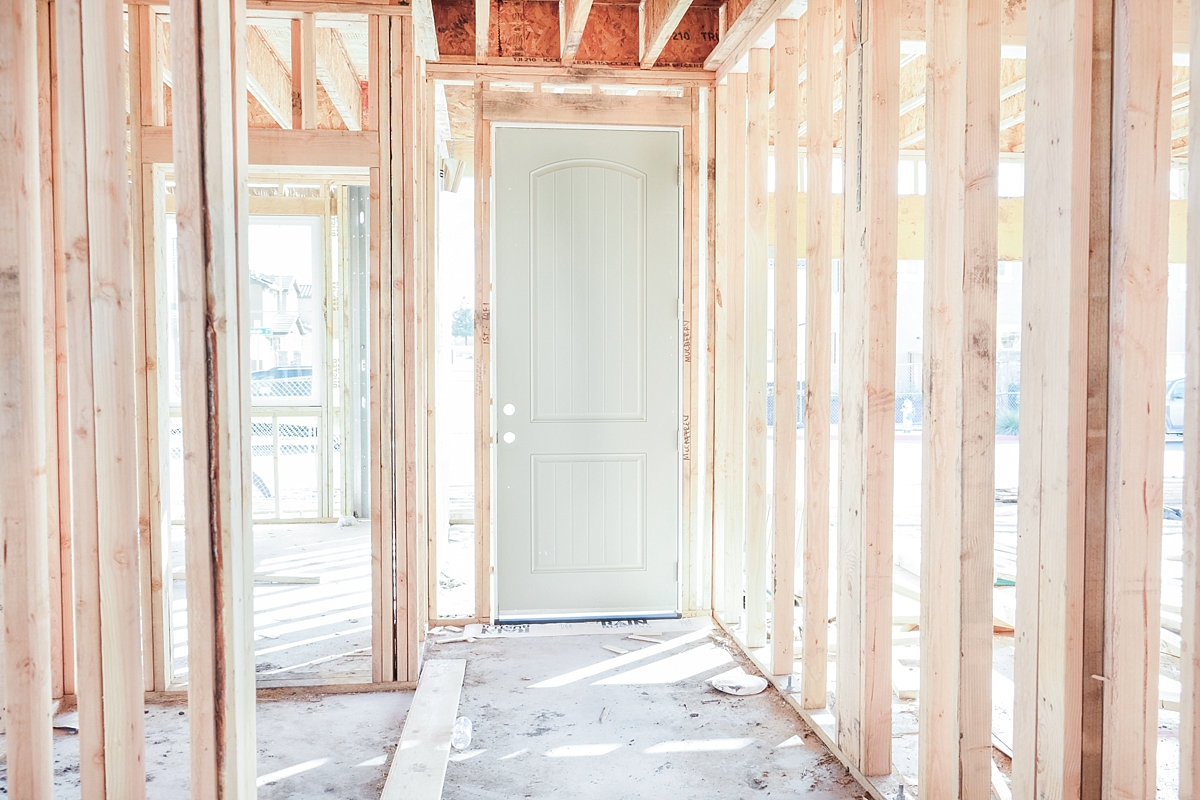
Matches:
[380,659,467,800]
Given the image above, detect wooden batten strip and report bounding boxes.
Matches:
[1183,0,1200,791]
[919,0,999,794]
[837,0,897,776]
[723,71,748,629]
[474,78,494,622]
[1102,0,1171,794]
[479,91,692,127]
[168,0,257,793]
[744,47,769,651]
[771,21,800,677]
[801,0,833,712]
[0,0,55,794]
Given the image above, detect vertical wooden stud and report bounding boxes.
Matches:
[0,0,55,794]
[712,80,730,620]
[802,0,833,712]
[295,13,317,130]
[56,0,150,795]
[683,89,701,612]
[703,85,718,616]
[1102,0,1171,794]
[474,78,493,623]
[723,71,748,628]
[919,0,999,795]
[1184,0,1200,788]
[837,0,897,776]
[1013,0,1093,795]
[169,0,257,793]
[744,47,770,651]
[772,20,800,676]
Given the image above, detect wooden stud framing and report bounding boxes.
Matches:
[412,0,441,62]
[35,0,69,703]
[801,0,833,712]
[474,77,493,622]
[712,79,731,621]
[703,84,718,617]
[744,47,769,651]
[837,0,897,776]
[1102,0,1171,793]
[476,0,489,62]
[479,91,692,126]
[771,20,799,677]
[369,14,400,682]
[640,0,694,69]
[722,71,748,628]
[295,13,317,129]
[55,0,149,795]
[169,0,257,793]
[1184,0,1200,787]
[129,2,173,696]
[703,0,791,77]
[919,0,999,795]
[0,0,55,794]
[1012,0,1093,794]
[682,87,702,612]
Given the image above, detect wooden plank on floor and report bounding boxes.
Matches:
[0,0,55,792]
[837,0,897,777]
[169,0,257,793]
[1012,0,1093,795]
[771,20,800,677]
[1183,0,1200,792]
[380,659,467,800]
[801,0,834,712]
[919,0,999,794]
[744,46,769,651]
[1102,0,1171,794]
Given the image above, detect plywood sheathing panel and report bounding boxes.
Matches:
[434,0,476,57]
[656,4,719,67]
[575,3,638,65]
[491,0,560,61]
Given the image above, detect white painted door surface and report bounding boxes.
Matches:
[494,126,680,619]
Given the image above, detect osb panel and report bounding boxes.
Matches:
[443,83,476,140]
[433,0,475,58]
[656,4,719,67]
[491,0,560,61]
[575,3,638,66]
[317,83,349,130]
[725,0,752,31]
[248,91,283,128]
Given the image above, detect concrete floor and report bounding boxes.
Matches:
[434,625,865,799]
[0,689,412,799]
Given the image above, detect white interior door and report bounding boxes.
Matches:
[494,126,681,620]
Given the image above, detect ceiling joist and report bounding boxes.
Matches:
[412,0,441,61]
[561,0,597,66]
[640,0,694,69]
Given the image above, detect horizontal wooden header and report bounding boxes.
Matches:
[140,127,380,168]
[123,0,412,17]
[480,90,693,127]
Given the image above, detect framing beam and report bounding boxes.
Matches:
[0,0,55,794]
[837,0,897,777]
[703,0,790,77]
[169,0,257,793]
[56,0,149,795]
[640,0,693,68]
[919,0,999,795]
[1102,0,1171,793]
[712,79,731,622]
[474,77,493,622]
[801,0,833,712]
[412,0,440,61]
[316,26,364,130]
[560,0,596,66]
[771,20,799,677]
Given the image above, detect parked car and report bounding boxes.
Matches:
[1166,377,1185,435]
